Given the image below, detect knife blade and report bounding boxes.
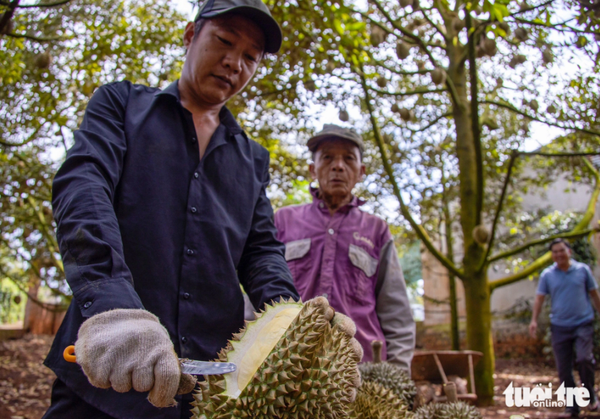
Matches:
[63,345,236,376]
[180,359,237,376]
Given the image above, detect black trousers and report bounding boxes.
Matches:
[551,321,597,411]
[42,378,116,419]
[42,378,194,419]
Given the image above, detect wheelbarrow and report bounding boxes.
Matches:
[411,350,483,404]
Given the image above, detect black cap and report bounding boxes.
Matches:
[195,0,283,53]
[307,124,365,153]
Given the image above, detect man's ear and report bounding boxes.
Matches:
[183,22,195,50]
[309,162,317,180]
[360,163,366,179]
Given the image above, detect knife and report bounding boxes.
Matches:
[63,345,236,376]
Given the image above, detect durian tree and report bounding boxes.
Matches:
[257,0,600,405]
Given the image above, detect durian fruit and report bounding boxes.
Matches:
[547,104,557,114]
[514,27,529,42]
[377,77,388,88]
[359,341,417,409]
[339,109,350,122]
[480,38,497,56]
[542,49,554,64]
[348,381,410,419]
[191,298,359,419]
[371,26,387,47]
[497,21,510,36]
[399,0,413,8]
[396,42,411,60]
[413,401,482,419]
[472,225,490,245]
[391,103,401,113]
[508,54,527,69]
[452,18,464,32]
[326,61,337,73]
[529,99,539,112]
[34,52,52,69]
[399,108,414,122]
[430,68,446,85]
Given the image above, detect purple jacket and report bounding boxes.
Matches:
[274,188,415,368]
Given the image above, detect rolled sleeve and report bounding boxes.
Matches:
[375,240,416,371]
[237,156,299,310]
[52,83,144,318]
[536,272,549,295]
[584,264,598,291]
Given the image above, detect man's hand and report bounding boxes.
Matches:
[75,309,197,408]
[529,321,537,339]
[305,297,363,400]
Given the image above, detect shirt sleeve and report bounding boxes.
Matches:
[237,155,300,310]
[375,239,416,372]
[52,82,144,319]
[536,272,549,295]
[584,264,598,291]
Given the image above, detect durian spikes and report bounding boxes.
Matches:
[371,340,383,364]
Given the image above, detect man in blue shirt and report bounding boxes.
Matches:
[529,238,600,416]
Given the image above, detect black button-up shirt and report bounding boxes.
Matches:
[44,80,299,419]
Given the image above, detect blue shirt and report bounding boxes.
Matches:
[44,80,298,419]
[536,260,598,327]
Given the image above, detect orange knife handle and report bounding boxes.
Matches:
[63,345,77,363]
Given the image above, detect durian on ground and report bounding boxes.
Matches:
[191,298,360,419]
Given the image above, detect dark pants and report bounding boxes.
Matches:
[42,378,194,419]
[42,379,116,419]
[551,321,597,412]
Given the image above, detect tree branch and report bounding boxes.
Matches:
[483,100,600,137]
[5,32,66,42]
[359,67,464,279]
[478,151,518,272]
[506,0,555,18]
[489,157,600,291]
[489,227,599,263]
[16,0,71,8]
[371,87,447,97]
[391,112,453,133]
[0,0,19,36]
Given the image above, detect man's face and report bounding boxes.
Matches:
[310,139,365,201]
[181,14,264,106]
[550,242,572,266]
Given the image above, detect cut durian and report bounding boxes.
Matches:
[192,298,359,419]
[413,401,482,419]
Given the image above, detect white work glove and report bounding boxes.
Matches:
[305,297,363,400]
[75,309,197,408]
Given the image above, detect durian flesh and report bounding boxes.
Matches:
[192,298,359,419]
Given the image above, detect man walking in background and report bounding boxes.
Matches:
[530,238,600,417]
[275,124,415,369]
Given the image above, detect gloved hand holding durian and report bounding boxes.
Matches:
[74,309,197,408]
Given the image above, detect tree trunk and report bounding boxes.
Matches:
[463,270,495,405]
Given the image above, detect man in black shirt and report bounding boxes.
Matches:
[42,1,312,418]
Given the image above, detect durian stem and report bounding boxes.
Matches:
[444,382,457,403]
[371,340,383,363]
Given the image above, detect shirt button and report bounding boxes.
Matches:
[191,206,197,213]
[194,172,199,179]
[181,336,187,344]
[319,203,324,208]
[183,292,190,299]
[83,301,93,309]
[186,248,195,255]
[191,136,197,143]
[328,228,334,235]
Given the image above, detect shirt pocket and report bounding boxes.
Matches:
[348,244,378,303]
[285,239,311,297]
[285,238,311,261]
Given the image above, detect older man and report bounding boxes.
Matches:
[42,2,360,419]
[530,238,600,417]
[275,124,415,369]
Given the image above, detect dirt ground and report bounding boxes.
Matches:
[2,334,600,419]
